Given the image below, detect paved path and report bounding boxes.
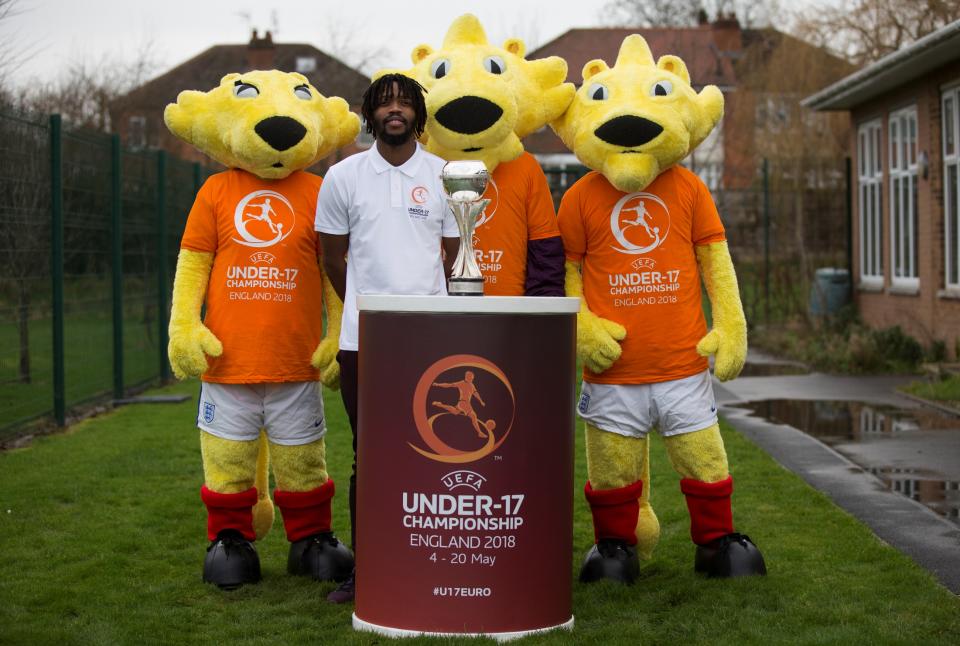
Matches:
[716,354,960,594]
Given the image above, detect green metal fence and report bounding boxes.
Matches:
[0,111,214,437]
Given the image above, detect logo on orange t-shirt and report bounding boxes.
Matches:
[475,176,500,228]
[609,192,671,255]
[232,190,296,248]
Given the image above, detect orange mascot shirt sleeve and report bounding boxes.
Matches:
[179,169,324,383]
[474,152,560,296]
[558,166,726,385]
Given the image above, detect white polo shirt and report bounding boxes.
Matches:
[315,143,459,351]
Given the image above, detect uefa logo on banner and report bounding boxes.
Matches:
[408,354,515,464]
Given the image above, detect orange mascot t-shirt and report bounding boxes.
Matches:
[179,169,324,384]
[474,152,560,296]
[558,166,726,385]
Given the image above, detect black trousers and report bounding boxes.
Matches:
[336,350,359,552]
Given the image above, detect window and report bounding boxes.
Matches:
[128,115,146,150]
[296,57,317,73]
[857,119,883,286]
[944,85,960,290]
[888,106,919,291]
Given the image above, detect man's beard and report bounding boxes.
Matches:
[375,119,414,146]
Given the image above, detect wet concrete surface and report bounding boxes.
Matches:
[716,350,960,593]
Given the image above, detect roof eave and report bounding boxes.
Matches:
[803,19,960,111]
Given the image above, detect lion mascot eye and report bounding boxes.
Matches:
[293,85,312,100]
[587,83,609,101]
[233,81,259,98]
[483,56,506,74]
[651,80,673,97]
[431,58,451,79]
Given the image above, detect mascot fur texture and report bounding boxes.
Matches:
[165,70,358,588]
[382,14,572,295]
[554,36,764,581]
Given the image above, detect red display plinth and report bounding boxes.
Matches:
[353,295,578,640]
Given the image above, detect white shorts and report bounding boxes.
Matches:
[576,370,717,438]
[197,381,326,446]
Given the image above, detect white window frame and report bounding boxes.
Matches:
[888,106,919,292]
[943,84,960,291]
[857,119,883,288]
[128,115,146,150]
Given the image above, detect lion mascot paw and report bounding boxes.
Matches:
[553,36,764,582]
[165,70,358,588]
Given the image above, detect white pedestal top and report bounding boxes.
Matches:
[357,294,580,314]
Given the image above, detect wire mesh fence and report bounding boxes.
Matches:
[0,111,215,437]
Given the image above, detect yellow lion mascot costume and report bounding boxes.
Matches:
[165,70,358,589]
[386,13,573,296]
[554,36,766,581]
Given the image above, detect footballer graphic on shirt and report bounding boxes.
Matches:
[232,190,296,248]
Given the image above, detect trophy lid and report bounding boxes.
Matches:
[441,160,489,201]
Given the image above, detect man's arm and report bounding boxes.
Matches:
[441,236,460,279]
[319,233,349,302]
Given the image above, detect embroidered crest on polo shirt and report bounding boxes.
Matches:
[609,192,671,255]
[232,190,296,248]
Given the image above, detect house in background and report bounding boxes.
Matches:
[526,15,852,193]
[109,31,370,173]
[804,20,960,357]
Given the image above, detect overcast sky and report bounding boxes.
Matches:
[3,0,616,86]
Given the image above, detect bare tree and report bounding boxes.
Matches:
[793,0,960,65]
[24,41,161,133]
[599,0,780,28]
[315,11,390,76]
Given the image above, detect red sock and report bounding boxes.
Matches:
[584,480,643,545]
[680,475,735,545]
[274,479,336,542]
[200,486,258,542]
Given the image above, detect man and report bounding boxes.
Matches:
[315,74,460,603]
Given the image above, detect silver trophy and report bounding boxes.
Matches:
[440,160,490,296]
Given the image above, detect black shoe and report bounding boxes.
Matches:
[579,539,640,584]
[287,532,355,582]
[694,532,767,578]
[326,571,355,604]
[203,529,261,590]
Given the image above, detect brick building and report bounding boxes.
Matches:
[804,20,960,356]
[109,31,370,172]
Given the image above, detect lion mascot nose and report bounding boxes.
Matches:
[593,115,663,148]
[255,116,308,151]
[435,96,504,134]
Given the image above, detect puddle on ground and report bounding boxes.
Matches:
[737,362,810,377]
[733,399,960,524]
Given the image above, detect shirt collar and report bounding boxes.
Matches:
[369,141,424,178]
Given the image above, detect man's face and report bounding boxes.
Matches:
[372,82,418,146]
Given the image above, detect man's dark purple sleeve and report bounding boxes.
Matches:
[524,235,565,296]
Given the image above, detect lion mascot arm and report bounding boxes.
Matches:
[695,241,747,381]
[168,249,222,379]
[311,266,343,389]
[565,260,626,374]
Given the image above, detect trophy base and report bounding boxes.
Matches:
[448,278,484,297]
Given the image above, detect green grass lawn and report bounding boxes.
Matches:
[901,375,960,411]
[1,379,957,645]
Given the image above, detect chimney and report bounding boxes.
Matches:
[247,29,276,71]
[711,12,742,54]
